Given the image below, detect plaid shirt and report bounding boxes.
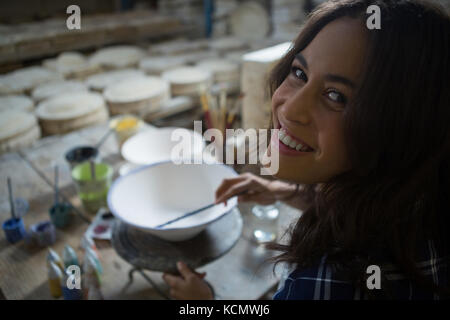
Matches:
[273,240,449,300]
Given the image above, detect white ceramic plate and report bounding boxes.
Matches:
[32,80,87,102]
[35,91,105,121]
[0,95,34,113]
[85,69,146,92]
[89,45,146,69]
[108,161,238,241]
[121,127,205,165]
[103,76,170,104]
[161,66,212,85]
[0,110,38,141]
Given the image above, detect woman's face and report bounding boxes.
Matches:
[269,17,368,184]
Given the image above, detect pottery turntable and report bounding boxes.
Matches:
[111,207,243,299]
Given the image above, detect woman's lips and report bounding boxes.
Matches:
[271,132,313,157]
[275,119,314,151]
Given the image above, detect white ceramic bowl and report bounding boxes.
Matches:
[108,161,238,241]
[121,127,205,165]
[118,162,143,176]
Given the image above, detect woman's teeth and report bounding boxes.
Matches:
[278,129,313,152]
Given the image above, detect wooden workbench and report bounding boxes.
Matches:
[0,122,302,300]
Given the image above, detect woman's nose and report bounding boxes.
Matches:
[280,83,316,126]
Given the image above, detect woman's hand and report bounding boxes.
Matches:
[162,261,214,300]
[215,172,298,206]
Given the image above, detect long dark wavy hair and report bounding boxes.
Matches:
[266,0,450,298]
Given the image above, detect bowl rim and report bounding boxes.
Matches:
[107,160,239,231]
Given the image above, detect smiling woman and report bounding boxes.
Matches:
[268,16,366,184]
[163,0,450,300]
[264,0,450,299]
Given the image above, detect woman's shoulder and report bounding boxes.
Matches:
[273,241,450,300]
[273,256,358,300]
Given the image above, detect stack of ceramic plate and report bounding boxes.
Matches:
[174,51,220,65]
[230,1,270,40]
[0,66,62,95]
[149,38,209,56]
[161,67,212,97]
[88,45,146,70]
[103,76,170,116]
[0,95,34,113]
[208,37,248,54]
[42,52,102,80]
[138,55,188,75]
[196,59,240,84]
[144,96,196,122]
[31,80,88,102]
[36,92,109,135]
[85,69,146,92]
[0,110,41,154]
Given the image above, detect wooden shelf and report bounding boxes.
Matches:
[0,10,187,65]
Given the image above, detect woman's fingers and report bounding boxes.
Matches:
[215,179,255,204]
[163,262,212,300]
[216,180,264,203]
[195,272,207,279]
[215,175,247,199]
[177,261,195,279]
[162,273,182,289]
[215,173,273,205]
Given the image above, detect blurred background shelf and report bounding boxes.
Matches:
[0,10,186,66]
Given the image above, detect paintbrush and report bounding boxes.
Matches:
[7,177,16,220]
[95,128,114,150]
[207,92,219,129]
[155,190,248,229]
[219,87,227,134]
[54,165,59,206]
[89,160,96,181]
[200,91,212,129]
[226,93,244,129]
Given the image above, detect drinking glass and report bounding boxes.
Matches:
[251,202,280,243]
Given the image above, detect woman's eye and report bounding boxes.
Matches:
[290,66,307,82]
[326,90,346,104]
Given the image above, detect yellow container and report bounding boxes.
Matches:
[109,115,143,149]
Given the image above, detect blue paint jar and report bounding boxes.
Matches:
[29,221,56,246]
[2,217,26,244]
[49,203,72,228]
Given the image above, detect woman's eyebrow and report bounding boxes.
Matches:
[324,74,356,89]
[295,52,355,89]
[295,53,308,70]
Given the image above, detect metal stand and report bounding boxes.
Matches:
[127,267,171,300]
